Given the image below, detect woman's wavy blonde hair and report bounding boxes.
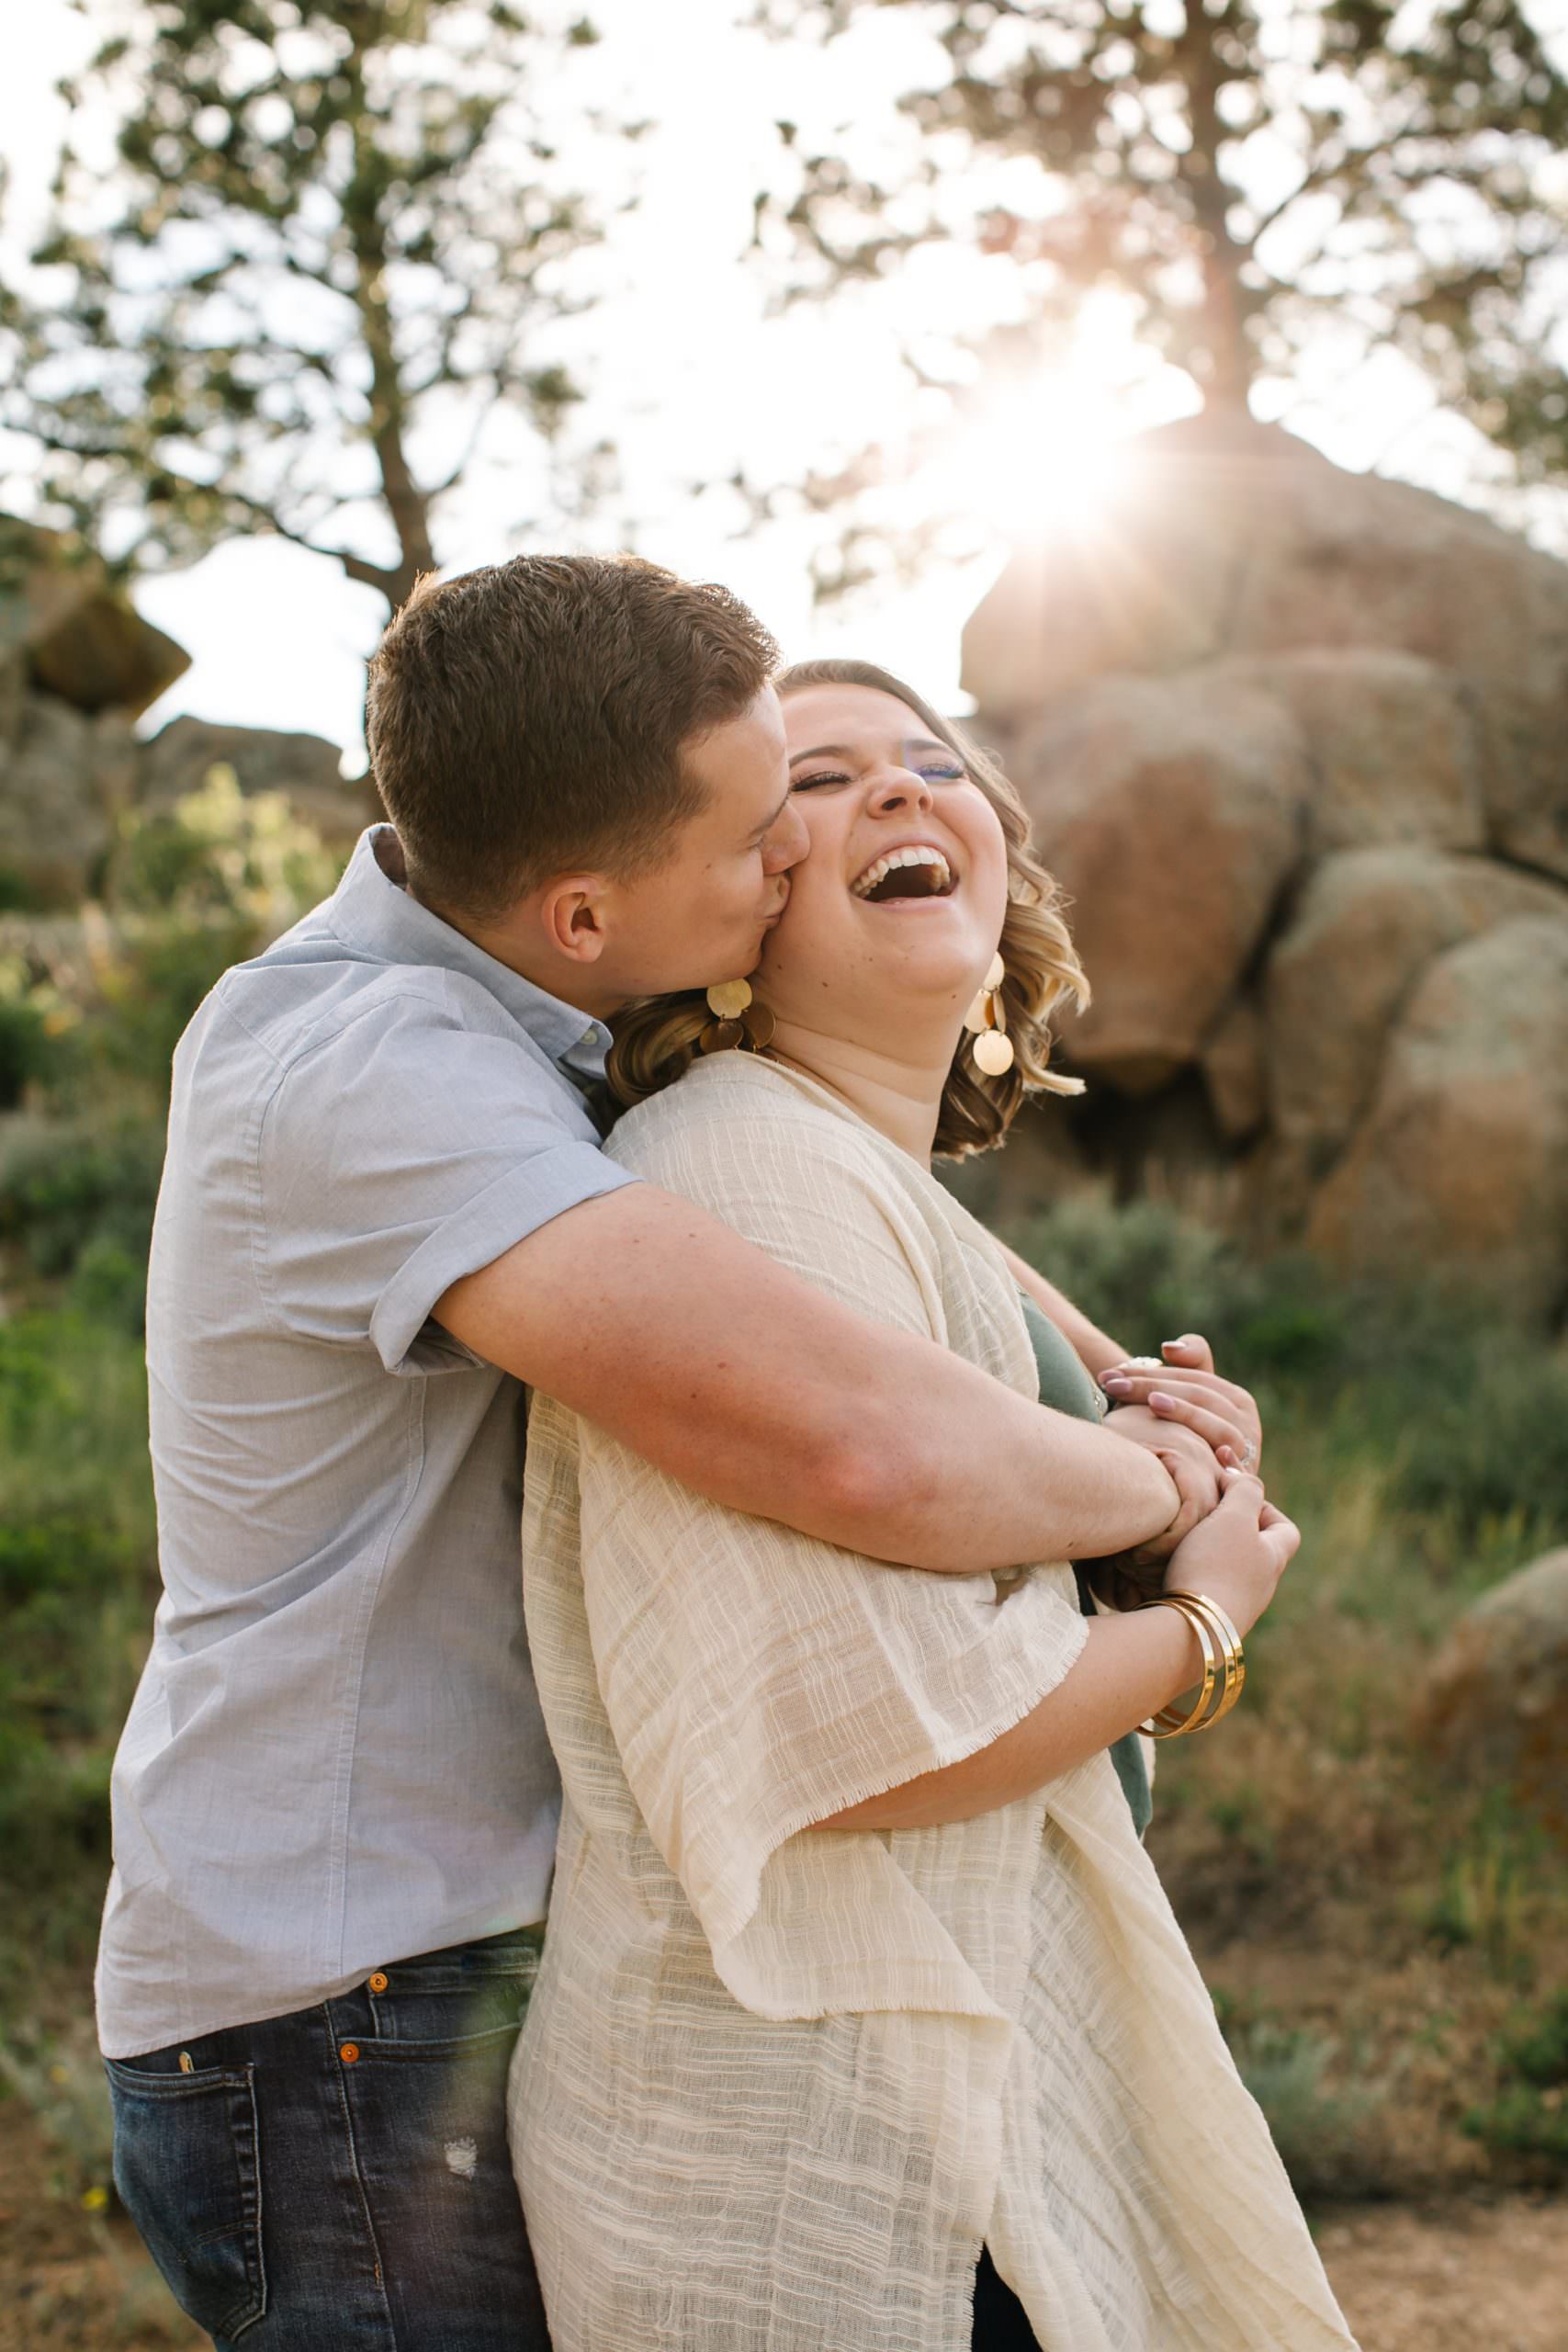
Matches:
[605,658,1090,1159]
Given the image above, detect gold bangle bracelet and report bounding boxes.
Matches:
[1138,1594,1219,1738]
[1186,1591,1247,1723]
[1157,1592,1244,1731]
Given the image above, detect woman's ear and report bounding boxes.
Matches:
[538,875,612,966]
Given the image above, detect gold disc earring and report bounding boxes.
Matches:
[706,978,752,1019]
[700,976,755,1055]
[966,951,1014,1076]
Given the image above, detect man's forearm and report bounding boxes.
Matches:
[996,1241,1128,1376]
[436,1185,1182,1576]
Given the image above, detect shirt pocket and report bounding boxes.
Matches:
[106,2055,265,2341]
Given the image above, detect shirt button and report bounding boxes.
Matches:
[368,1972,389,1993]
[339,2042,360,2064]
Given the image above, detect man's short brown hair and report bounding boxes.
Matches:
[366,553,779,919]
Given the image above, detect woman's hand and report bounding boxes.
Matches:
[1163,1464,1300,1639]
[1097,1333,1264,1475]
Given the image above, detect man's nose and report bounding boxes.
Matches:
[763,798,811,873]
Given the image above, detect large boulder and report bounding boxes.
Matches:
[1012,670,1309,1092]
[963,417,1568,722]
[965,422,1568,1302]
[0,515,188,718]
[1472,684,1568,885]
[1412,1549,1568,1837]
[139,716,377,845]
[1265,848,1568,1169]
[0,697,139,907]
[1236,650,1486,858]
[1306,917,1568,1311]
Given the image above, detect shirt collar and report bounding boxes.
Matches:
[327,826,613,1080]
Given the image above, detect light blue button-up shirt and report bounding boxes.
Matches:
[96,828,638,2056]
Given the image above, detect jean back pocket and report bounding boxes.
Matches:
[106,2055,266,2342]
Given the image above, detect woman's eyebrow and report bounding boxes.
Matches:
[787,736,956,767]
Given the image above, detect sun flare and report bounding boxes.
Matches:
[933,375,1123,538]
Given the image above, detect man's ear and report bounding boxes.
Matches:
[537,874,612,966]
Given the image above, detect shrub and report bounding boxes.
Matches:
[1225,2018,1383,2201]
[68,1234,148,1334]
[0,950,73,1110]
[1463,1994,1568,2176]
[0,1312,156,1977]
[0,1117,164,1278]
[88,917,256,1093]
[0,993,53,1109]
[1393,1333,1568,1532]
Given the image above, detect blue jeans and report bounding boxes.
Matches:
[105,1926,549,2350]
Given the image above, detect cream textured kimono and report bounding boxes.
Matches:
[508,1054,1358,2352]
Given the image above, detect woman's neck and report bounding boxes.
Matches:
[764,1016,958,1162]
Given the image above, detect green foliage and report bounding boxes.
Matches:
[3,0,629,604]
[1463,1994,1568,2175]
[92,922,255,1091]
[1423,1794,1550,1975]
[42,768,346,1102]
[0,1119,164,1279]
[68,1235,150,1337]
[107,763,344,928]
[1003,1186,1568,1536]
[0,1307,157,2010]
[0,2034,118,2211]
[0,990,54,1111]
[1224,2018,1382,2202]
[1393,1338,1568,1532]
[1499,1995,1568,2089]
[0,952,79,1109]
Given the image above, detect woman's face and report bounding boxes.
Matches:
[759,684,1010,1048]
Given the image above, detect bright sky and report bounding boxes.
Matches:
[3,0,1565,774]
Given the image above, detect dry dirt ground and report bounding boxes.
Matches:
[2,2105,1563,2352]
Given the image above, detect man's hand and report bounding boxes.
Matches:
[1096,1332,1263,1476]
[1107,1412,1223,1544]
[1076,1432,1216,1609]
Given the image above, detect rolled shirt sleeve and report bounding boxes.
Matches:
[257,978,638,1374]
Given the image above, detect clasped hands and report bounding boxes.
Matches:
[1081,1334,1265,1612]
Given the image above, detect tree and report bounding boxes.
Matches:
[1,0,627,610]
[755,0,1568,467]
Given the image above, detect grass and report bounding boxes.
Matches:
[993,1184,1568,2201]
[0,779,343,2216]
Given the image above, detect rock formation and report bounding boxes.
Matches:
[0,515,373,910]
[964,420,1568,1317]
[1412,1546,1568,1838]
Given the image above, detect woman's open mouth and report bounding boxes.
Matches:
[850,844,956,902]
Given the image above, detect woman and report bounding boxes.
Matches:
[509,661,1358,2350]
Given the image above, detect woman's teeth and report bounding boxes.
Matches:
[851,845,953,899]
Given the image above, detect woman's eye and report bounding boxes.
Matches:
[918,763,965,783]
[791,769,851,793]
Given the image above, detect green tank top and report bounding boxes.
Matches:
[1016,1293,1152,1840]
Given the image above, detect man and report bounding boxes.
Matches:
[99,554,1252,2349]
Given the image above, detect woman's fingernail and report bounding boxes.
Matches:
[1102,1375,1133,1395]
[1149,1390,1176,1408]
